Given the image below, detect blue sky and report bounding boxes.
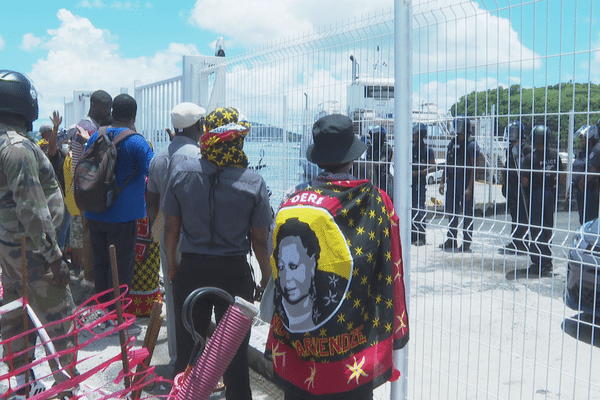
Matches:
[1,0,598,130]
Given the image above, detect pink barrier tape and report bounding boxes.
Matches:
[170,305,253,400]
[1,286,173,399]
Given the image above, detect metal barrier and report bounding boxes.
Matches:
[134,76,183,152]
[118,1,600,398]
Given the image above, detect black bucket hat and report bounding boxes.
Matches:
[306,114,367,165]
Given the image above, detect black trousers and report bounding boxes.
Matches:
[173,253,255,400]
[529,188,555,269]
[507,185,529,247]
[87,219,137,305]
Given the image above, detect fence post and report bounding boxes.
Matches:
[392,1,411,400]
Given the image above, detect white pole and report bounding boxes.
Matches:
[392,1,411,400]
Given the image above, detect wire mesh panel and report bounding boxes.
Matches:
[188,2,600,398]
[131,1,600,398]
[410,1,600,399]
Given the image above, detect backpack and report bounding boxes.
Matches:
[74,127,139,213]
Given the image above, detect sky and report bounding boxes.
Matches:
[1,0,599,131]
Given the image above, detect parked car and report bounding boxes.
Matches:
[426,160,445,185]
[565,218,600,319]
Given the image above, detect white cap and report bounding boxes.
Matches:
[171,102,207,130]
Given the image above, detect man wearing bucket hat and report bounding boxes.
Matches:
[267,114,409,399]
[147,101,206,367]
[162,107,272,399]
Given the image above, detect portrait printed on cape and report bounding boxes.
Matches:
[272,206,352,333]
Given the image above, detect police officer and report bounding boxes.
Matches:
[439,116,480,252]
[0,70,77,397]
[500,121,530,254]
[357,124,394,194]
[521,125,565,276]
[412,123,435,245]
[572,124,600,225]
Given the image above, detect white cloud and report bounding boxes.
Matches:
[29,9,199,127]
[76,0,106,8]
[418,76,507,115]
[21,33,44,51]
[111,1,143,10]
[189,0,393,48]
[413,0,541,72]
[0,36,5,51]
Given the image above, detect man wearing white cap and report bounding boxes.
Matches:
[147,102,206,368]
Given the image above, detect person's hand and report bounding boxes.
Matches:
[168,263,178,284]
[255,278,269,302]
[465,187,473,201]
[76,126,90,142]
[439,181,445,195]
[51,111,62,130]
[48,259,70,288]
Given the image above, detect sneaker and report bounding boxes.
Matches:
[439,239,457,251]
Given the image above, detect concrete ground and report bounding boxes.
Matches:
[3,181,598,399]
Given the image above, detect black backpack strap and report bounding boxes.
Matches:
[110,128,141,194]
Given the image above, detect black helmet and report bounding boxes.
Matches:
[412,123,427,138]
[576,125,600,142]
[532,125,552,146]
[368,124,386,146]
[504,120,525,142]
[451,116,471,136]
[0,70,38,129]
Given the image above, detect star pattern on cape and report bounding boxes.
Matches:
[346,356,369,384]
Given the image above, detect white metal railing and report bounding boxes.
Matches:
[134,75,182,152]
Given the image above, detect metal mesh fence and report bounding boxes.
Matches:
[135,1,600,398]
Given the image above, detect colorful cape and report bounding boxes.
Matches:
[267,178,408,395]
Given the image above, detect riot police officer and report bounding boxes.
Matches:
[439,116,480,252]
[355,124,394,194]
[500,121,530,254]
[521,125,565,276]
[412,123,435,245]
[572,124,600,224]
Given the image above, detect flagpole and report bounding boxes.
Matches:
[392,1,411,400]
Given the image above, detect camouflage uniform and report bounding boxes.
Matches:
[0,123,76,383]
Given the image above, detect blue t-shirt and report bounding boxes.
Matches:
[84,127,154,223]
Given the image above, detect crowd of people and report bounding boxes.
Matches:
[4,63,600,398]
[0,69,409,400]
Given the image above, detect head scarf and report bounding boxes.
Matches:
[201,107,251,167]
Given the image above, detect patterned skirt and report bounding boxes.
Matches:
[130,216,162,317]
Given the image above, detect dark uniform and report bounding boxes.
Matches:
[572,125,600,225]
[441,125,479,251]
[501,122,531,253]
[522,126,564,273]
[355,125,394,195]
[412,123,435,245]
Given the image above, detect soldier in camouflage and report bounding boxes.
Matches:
[0,70,77,398]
